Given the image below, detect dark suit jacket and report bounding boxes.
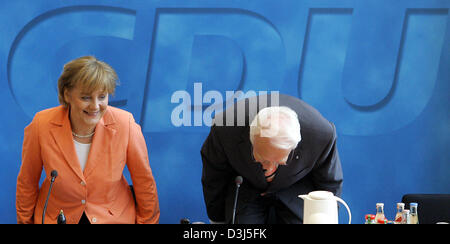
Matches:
[201,94,343,223]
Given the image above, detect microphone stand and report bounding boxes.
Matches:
[42,170,57,224]
[232,176,243,224]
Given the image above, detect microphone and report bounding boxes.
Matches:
[42,170,58,224]
[231,176,243,224]
[180,218,190,224]
[179,218,205,224]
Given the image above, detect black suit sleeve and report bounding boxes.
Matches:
[311,122,343,197]
[200,125,233,222]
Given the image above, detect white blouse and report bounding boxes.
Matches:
[73,139,91,171]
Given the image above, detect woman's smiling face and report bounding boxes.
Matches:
[64,83,109,130]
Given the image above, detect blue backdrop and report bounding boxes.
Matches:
[0,0,448,224]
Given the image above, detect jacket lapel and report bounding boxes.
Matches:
[50,107,85,182]
[266,143,309,193]
[83,108,116,178]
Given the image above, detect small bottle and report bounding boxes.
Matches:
[410,203,419,224]
[394,203,405,224]
[402,209,411,224]
[377,218,388,224]
[57,210,66,224]
[375,203,385,224]
[365,214,375,224]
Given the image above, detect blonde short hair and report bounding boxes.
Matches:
[249,106,301,150]
[57,56,118,107]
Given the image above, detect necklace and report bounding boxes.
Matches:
[72,131,95,138]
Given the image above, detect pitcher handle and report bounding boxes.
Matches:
[334,196,352,224]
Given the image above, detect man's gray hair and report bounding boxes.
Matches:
[249,106,301,150]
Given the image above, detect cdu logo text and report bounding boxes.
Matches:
[1,0,449,136]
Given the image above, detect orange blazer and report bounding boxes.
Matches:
[16,105,160,224]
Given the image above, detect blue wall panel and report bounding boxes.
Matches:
[0,0,448,223]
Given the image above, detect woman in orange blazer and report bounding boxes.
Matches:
[16,56,160,224]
